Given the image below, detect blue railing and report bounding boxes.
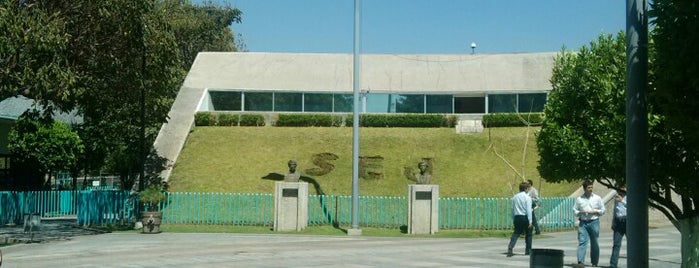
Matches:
[0,191,576,230]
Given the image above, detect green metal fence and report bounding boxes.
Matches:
[0,191,576,230]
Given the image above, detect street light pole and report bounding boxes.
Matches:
[348,0,362,236]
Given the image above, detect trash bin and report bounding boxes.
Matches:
[530,248,564,268]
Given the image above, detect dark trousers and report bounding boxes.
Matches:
[532,210,540,233]
[508,215,532,253]
[610,217,627,267]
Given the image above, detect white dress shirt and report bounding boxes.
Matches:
[512,191,533,224]
[574,193,606,221]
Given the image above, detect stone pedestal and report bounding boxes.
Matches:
[407,184,439,234]
[274,182,308,231]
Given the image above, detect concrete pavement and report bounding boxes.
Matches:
[0,226,680,268]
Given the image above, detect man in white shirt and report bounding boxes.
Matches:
[573,179,606,267]
[507,182,532,257]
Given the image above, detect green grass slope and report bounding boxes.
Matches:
[168,126,578,197]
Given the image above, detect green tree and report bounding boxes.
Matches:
[157,0,242,70]
[537,32,699,266]
[8,112,84,189]
[650,0,699,265]
[0,1,80,116]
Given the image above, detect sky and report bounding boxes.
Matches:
[197,0,626,54]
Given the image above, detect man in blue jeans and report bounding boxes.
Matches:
[573,179,605,267]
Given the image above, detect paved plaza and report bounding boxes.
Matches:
[0,223,681,268]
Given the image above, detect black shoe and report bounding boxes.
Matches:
[506,249,514,257]
[535,231,541,235]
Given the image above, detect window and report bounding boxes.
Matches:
[274,92,302,112]
[244,92,273,111]
[209,91,242,111]
[304,93,333,112]
[395,94,424,113]
[489,94,517,113]
[333,94,353,112]
[365,94,392,113]
[454,96,485,113]
[518,93,547,113]
[426,95,453,113]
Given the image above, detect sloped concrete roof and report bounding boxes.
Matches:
[184,52,557,94]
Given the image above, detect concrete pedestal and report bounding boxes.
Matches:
[407,184,439,234]
[274,182,308,231]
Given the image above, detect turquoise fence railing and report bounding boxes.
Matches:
[0,191,576,230]
[161,192,273,225]
[0,191,80,224]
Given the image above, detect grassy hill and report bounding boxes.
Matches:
[168,126,579,197]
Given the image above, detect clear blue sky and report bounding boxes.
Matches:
[198,0,626,54]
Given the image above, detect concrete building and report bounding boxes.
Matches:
[154,52,557,179]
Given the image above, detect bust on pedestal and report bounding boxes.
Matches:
[406,160,439,234]
[274,159,308,231]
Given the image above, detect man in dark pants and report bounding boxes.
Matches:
[507,181,532,257]
[609,186,627,268]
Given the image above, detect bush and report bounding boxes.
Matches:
[482,113,544,127]
[217,113,239,126]
[239,114,265,126]
[194,112,217,126]
[348,114,447,128]
[275,113,347,127]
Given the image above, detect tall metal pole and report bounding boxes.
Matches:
[349,0,362,236]
[626,0,649,267]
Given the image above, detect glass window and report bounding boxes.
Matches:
[244,92,273,111]
[426,95,452,113]
[395,94,424,113]
[333,94,353,112]
[489,94,517,113]
[518,93,547,113]
[304,93,333,112]
[365,93,392,113]
[454,97,485,113]
[209,91,242,111]
[274,92,302,112]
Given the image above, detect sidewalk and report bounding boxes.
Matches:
[0,220,681,268]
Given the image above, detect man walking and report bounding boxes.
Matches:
[507,181,532,257]
[527,179,541,234]
[573,179,606,267]
[609,186,627,268]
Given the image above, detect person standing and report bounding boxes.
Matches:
[507,181,532,257]
[573,179,606,267]
[527,179,541,235]
[609,186,627,268]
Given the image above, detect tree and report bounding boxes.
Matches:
[537,32,699,266]
[0,0,80,116]
[649,0,699,266]
[8,111,84,190]
[157,0,243,70]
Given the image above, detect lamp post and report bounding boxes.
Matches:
[348,0,362,236]
[470,42,477,54]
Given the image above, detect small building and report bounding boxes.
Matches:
[154,51,557,179]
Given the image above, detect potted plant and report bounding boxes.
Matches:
[139,183,167,234]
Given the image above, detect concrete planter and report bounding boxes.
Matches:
[141,211,163,234]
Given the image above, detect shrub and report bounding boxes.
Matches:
[482,113,544,127]
[239,114,265,126]
[217,113,239,126]
[194,112,217,126]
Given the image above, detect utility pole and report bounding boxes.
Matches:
[348,0,362,236]
[626,0,649,267]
